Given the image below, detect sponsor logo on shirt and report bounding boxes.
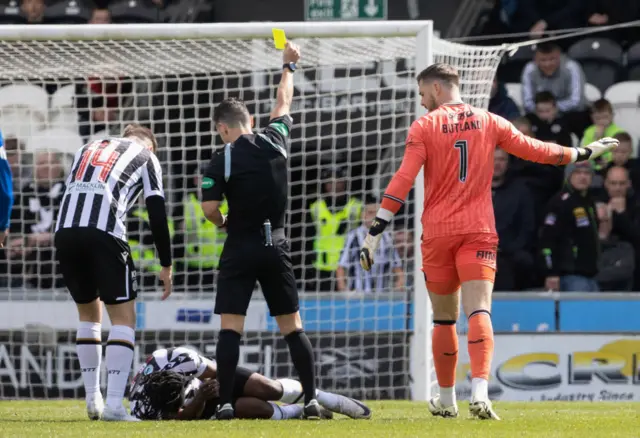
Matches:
[573,207,590,227]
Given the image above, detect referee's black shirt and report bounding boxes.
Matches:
[201,115,293,235]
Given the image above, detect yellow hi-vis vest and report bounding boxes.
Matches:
[184,193,228,269]
[310,197,362,272]
[129,209,175,273]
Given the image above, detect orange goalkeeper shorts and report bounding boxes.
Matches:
[421,233,498,294]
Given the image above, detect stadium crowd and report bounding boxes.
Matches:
[1,0,640,294]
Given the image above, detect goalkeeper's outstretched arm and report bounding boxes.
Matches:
[493,114,619,164]
[269,42,301,120]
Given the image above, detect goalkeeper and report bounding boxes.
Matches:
[129,346,371,421]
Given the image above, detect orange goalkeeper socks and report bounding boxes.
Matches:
[467,310,494,382]
[432,321,458,391]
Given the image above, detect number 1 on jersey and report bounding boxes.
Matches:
[454,140,468,182]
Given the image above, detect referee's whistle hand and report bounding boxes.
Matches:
[159,266,173,300]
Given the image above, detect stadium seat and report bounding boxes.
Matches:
[49,84,79,132]
[498,45,537,84]
[504,83,523,112]
[0,84,49,125]
[43,0,92,24]
[108,0,159,23]
[584,83,602,103]
[0,0,26,24]
[626,42,640,81]
[604,81,640,156]
[25,128,84,155]
[568,38,623,94]
[604,81,640,107]
[51,84,75,110]
[0,112,40,143]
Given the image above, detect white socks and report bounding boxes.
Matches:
[105,325,135,410]
[440,386,456,407]
[76,322,102,400]
[277,378,304,404]
[269,402,303,420]
[471,378,489,401]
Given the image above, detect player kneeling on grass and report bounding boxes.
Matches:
[128,347,371,421]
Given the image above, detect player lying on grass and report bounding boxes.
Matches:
[128,347,371,421]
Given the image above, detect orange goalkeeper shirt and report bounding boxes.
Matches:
[381,103,573,239]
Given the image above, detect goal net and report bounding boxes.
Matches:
[0,22,505,401]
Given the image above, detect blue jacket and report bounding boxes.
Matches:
[0,130,14,230]
[489,82,521,121]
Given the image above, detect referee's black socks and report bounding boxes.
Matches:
[284,330,317,405]
[216,329,242,406]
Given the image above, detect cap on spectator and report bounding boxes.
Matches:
[321,166,347,180]
[564,160,594,179]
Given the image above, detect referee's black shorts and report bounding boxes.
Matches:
[215,230,299,317]
[55,227,138,305]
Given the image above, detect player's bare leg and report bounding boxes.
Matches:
[244,373,370,419]
[461,279,500,420]
[76,299,104,420]
[102,300,140,422]
[426,283,461,418]
[215,313,245,420]
[275,311,322,419]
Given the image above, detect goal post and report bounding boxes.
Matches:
[0,22,505,402]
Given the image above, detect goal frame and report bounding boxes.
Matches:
[0,21,434,401]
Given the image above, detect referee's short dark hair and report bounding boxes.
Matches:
[214,98,251,128]
[123,124,158,153]
[416,63,460,87]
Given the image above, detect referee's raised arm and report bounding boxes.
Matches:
[270,42,300,120]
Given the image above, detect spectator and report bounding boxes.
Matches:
[89,8,111,24]
[307,166,362,292]
[336,200,403,293]
[581,99,625,171]
[6,150,66,288]
[512,0,585,38]
[597,166,640,290]
[601,132,640,193]
[539,162,600,292]
[526,91,573,146]
[127,198,176,289]
[521,43,588,134]
[177,173,227,287]
[509,116,564,223]
[585,0,640,45]
[492,148,536,291]
[489,77,520,121]
[512,116,534,137]
[21,0,44,23]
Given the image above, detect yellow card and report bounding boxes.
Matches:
[272,28,287,50]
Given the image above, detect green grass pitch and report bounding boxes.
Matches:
[0,400,638,437]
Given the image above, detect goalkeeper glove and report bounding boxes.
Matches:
[359,217,389,271]
[574,137,619,162]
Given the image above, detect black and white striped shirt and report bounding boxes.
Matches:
[338,226,402,293]
[55,137,164,241]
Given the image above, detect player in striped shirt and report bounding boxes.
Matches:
[128,347,371,421]
[0,129,13,248]
[54,124,173,422]
[359,64,618,420]
[337,200,403,293]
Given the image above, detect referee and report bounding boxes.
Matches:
[54,125,173,422]
[201,42,321,420]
